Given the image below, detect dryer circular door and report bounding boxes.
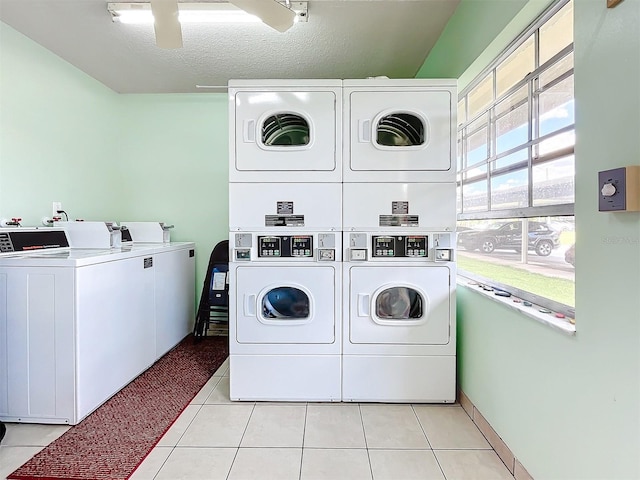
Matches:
[348,265,452,345]
[232,90,339,176]
[235,265,337,344]
[346,88,455,182]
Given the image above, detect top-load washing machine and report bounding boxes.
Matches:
[0,228,156,424]
[0,226,195,424]
[229,79,342,183]
[119,222,196,359]
[343,78,457,183]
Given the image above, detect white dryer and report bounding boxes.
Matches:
[342,230,456,403]
[229,79,342,183]
[343,78,457,183]
[342,182,457,402]
[229,231,341,401]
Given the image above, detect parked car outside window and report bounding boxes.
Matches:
[564,243,575,266]
[457,221,561,256]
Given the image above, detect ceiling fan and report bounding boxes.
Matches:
[149,0,300,49]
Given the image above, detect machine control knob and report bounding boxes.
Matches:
[601,183,617,197]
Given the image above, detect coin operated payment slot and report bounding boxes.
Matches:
[599,166,640,212]
[235,249,251,261]
[435,249,453,261]
[234,233,252,261]
[348,233,368,261]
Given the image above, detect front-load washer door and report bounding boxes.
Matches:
[347,90,453,177]
[234,91,338,173]
[349,265,451,345]
[235,265,336,344]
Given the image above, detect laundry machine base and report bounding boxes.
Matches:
[229,354,341,402]
[342,355,456,403]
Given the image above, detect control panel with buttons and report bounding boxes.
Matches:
[258,235,314,258]
[371,235,428,258]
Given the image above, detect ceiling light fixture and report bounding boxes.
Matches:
[107,2,307,25]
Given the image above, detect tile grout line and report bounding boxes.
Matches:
[225,402,256,480]
[152,398,207,479]
[411,404,448,480]
[358,403,375,480]
[299,403,308,480]
[410,404,433,450]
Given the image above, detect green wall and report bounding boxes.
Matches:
[0,24,120,222]
[3,1,640,477]
[421,0,640,478]
[115,94,229,289]
[416,0,529,79]
[0,23,229,293]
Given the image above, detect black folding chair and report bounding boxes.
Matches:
[194,240,229,340]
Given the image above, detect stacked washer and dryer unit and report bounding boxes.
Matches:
[228,80,343,401]
[342,79,458,403]
[229,78,457,403]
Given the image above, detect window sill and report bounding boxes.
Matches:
[457,277,576,336]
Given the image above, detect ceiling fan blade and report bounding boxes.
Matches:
[150,0,183,49]
[228,0,296,33]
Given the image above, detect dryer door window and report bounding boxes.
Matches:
[376,113,425,147]
[375,286,423,320]
[262,114,310,147]
[262,286,310,320]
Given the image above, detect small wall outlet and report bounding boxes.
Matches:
[52,201,62,217]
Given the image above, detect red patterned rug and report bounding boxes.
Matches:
[9,335,228,480]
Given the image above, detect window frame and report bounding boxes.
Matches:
[456,0,575,321]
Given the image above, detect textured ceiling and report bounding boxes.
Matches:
[0,0,460,94]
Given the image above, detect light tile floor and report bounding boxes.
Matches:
[1,358,515,480]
